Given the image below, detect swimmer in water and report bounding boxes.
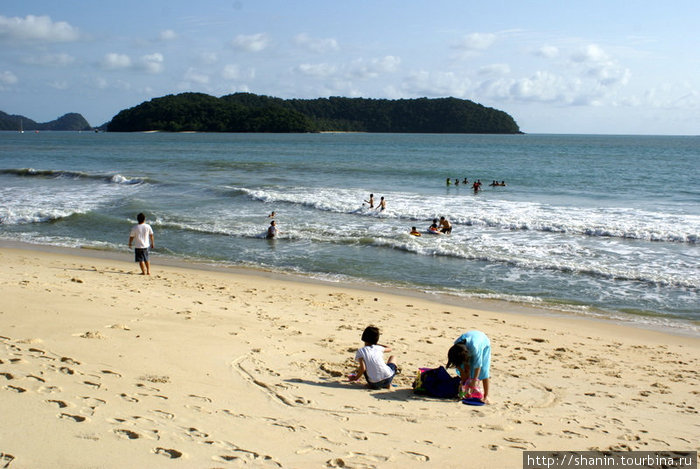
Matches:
[428,218,442,234]
[410,226,422,237]
[266,220,279,239]
[439,216,452,234]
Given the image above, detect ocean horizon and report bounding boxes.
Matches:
[1,131,698,335]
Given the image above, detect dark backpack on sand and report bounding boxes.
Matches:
[413,366,460,398]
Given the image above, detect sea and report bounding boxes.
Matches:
[1,132,698,335]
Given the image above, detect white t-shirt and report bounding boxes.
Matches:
[130,223,153,249]
[355,345,393,383]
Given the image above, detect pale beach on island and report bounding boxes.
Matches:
[0,245,698,468]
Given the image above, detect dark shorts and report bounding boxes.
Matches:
[134,248,149,263]
[366,363,397,389]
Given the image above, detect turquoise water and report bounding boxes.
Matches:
[1,132,698,333]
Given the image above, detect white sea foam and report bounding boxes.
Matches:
[0,178,140,225]
[237,186,700,244]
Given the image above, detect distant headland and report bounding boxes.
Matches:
[107,92,522,134]
[0,111,92,132]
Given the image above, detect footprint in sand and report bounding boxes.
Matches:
[151,410,174,420]
[185,427,209,439]
[59,413,86,423]
[154,448,182,459]
[188,394,212,403]
[114,429,140,440]
[80,397,106,416]
[403,451,430,462]
[1,452,15,468]
[119,393,139,402]
[46,399,68,409]
[37,385,61,394]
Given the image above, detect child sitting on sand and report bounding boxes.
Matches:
[349,326,397,390]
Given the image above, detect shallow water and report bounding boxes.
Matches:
[1,132,698,333]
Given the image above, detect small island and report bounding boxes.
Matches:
[106,92,521,134]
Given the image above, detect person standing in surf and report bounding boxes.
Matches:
[266,220,279,239]
[128,213,154,275]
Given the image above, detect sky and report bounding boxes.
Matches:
[1,1,698,134]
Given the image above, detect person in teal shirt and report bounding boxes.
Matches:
[446,330,491,403]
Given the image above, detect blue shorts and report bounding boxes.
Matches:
[367,363,397,389]
[134,248,149,263]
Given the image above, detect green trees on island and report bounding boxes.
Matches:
[107,92,521,134]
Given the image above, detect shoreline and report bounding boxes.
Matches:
[0,244,698,467]
[2,238,697,339]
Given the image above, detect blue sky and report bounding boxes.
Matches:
[1,1,698,134]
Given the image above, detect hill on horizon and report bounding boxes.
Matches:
[0,111,93,131]
[107,92,522,134]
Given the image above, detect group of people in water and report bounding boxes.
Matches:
[447,177,506,193]
[410,216,452,236]
[265,178,509,239]
[363,193,387,211]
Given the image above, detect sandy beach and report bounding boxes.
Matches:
[0,246,698,468]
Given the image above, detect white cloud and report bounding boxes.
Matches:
[350,56,401,79]
[453,33,497,54]
[159,29,177,41]
[0,70,18,85]
[292,56,399,83]
[294,33,339,53]
[231,33,269,52]
[48,81,68,90]
[570,44,630,87]
[222,64,240,80]
[0,15,80,42]
[138,53,164,74]
[184,67,209,85]
[374,56,401,73]
[221,64,255,80]
[101,53,132,70]
[295,63,337,77]
[22,53,75,67]
[571,44,609,63]
[90,77,131,91]
[535,45,559,59]
[402,70,473,97]
[200,52,219,65]
[478,64,511,76]
[94,77,109,90]
[508,71,570,103]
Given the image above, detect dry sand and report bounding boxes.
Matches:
[0,247,698,468]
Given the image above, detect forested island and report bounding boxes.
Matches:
[107,93,521,134]
[0,111,92,131]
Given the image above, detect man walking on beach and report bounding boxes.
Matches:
[128,213,154,275]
